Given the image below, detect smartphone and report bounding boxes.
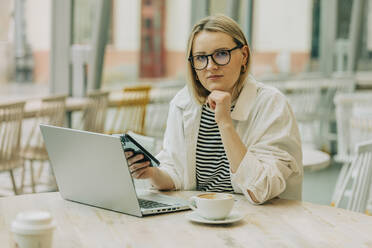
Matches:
[119,134,160,167]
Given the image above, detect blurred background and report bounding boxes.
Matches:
[1,0,372,213]
[0,0,370,88]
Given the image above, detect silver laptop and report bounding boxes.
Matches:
[40,124,190,217]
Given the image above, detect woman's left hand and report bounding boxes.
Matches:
[207,90,233,126]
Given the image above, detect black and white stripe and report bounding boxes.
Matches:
[196,104,234,192]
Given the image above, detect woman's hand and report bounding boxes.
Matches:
[207,90,233,127]
[124,149,175,190]
[207,90,248,174]
[124,150,154,179]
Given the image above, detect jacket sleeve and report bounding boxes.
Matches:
[155,100,185,190]
[231,91,303,204]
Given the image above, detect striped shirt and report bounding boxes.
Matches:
[196,103,234,192]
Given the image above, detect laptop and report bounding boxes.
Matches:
[40,124,190,217]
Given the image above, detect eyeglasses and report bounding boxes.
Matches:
[188,44,243,70]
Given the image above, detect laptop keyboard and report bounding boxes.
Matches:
[138,199,171,209]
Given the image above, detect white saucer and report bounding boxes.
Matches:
[186,212,244,224]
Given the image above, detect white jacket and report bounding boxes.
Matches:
[156,76,303,204]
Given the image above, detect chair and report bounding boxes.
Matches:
[107,85,151,135]
[331,92,372,206]
[349,102,372,153]
[275,77,355,152]
[284,80,323,148]
[283,79,331,171]
[318,76,355,151]
[333,140,372,214]
[81,91,109,133]
[21,95,66,192]
[142,83,184,154]
[0,101,25,195]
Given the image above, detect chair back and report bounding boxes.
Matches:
[0,102,25,171]
[38,95,66,126]
[350,102,372,154]
[24,95,66,157]
[287,86,322,121]
[334,140,372,213]
[107,85,151,135]
[82,91,109,133]
[284,80,323,148]
[334,92,372,163]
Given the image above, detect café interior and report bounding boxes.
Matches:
[1,0,372,247]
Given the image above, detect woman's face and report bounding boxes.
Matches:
[191,31,248,95]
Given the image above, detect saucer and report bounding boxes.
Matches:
[186,212,244,224]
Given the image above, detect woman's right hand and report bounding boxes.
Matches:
[124,149,175,190]
[124,149,155,179]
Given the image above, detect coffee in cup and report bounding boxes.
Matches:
[11,211,56,248]
[189,192,234,220]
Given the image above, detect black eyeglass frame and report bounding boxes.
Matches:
[188,44,243,70]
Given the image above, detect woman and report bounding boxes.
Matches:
[126,14,303,204]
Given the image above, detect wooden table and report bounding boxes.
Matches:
[1,191,372,247]
[19,88,178,119]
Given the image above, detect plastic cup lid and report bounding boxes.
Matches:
[11,211,55,235]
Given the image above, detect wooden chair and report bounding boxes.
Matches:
[107,85,151,135]
[81,91,109,133]
[333,140,372,214]
[21,95,66,192]
[0,101,25,195]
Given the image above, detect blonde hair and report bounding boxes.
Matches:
[186,14,251,104]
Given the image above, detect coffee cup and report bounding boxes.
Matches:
[189,193,234,220]
[11,211,56,248]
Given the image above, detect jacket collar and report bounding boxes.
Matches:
[175,75,258,121]
[231,75,257,121]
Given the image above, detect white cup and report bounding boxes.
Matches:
[189,193,234,220]
[11,211,56,248]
